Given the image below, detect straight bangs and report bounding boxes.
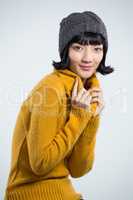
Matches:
[68,32,105,47]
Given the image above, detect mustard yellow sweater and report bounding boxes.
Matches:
[4,68,100,200]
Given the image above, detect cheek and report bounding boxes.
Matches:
[68,51,81,64]
[95,54,103,65]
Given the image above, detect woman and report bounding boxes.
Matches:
[4,11,114,200]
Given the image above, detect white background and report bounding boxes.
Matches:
[0,0,132,199]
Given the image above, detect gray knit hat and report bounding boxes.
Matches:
[59,11,108,58]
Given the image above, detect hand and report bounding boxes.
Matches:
[90,87,105,117]
[71,79,92,110]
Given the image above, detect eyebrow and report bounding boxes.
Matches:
[72,43,103,47]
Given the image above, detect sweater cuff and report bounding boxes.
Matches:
[81,115,100,140]
[71,103,93,120]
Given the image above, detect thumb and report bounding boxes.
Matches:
[72,79,78,99]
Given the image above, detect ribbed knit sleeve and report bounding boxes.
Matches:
[25,84,93,176]
[66,115,100,178]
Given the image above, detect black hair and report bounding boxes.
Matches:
[52,32,114,75]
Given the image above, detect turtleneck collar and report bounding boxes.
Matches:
[54,68,80,78]
[53,68,100,96]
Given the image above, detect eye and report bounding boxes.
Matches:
[94,47,103,52]
[72,45,83,51]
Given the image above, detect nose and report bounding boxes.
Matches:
[81,47,94,63]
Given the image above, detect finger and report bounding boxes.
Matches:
[91,89,102,98]
[91,92,100,98]
[91,97,99,103]
[72,79,78,99]
[84,95,92,105]
[80,89,91,102]
[76,87,86,101]
[91,97,103,105]
[90,88,101,93]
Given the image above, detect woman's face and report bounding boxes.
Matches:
[68,42,104,81]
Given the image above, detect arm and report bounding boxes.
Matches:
[24,83,93,176]
[66,109,100,178]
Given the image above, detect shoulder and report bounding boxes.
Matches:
[24,71,65,107]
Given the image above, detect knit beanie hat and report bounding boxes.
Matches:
[59,11,108,58]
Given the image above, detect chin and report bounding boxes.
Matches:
[78,70,95,79]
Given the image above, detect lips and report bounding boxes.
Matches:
[79,65,92,71]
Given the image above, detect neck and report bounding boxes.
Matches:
[82,78,88,88]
